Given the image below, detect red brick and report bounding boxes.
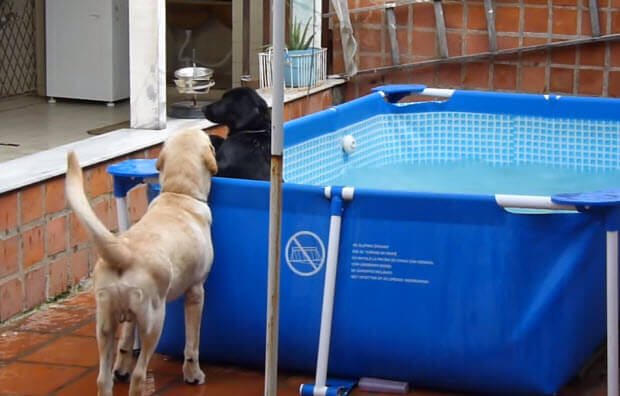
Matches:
[410,66,436,86]
[128,184,148,225]
[387,69,413,85]
[496,7,520,32]
[355,8,382,24]
[332,50,345,74]
[583,11,608,36]
[321,91,332,111]
[46,216,67,256]
[580,43,606,67]
[412,3,435,28]
[552,0,578,5]
[45,177,65,214]
[493,64,518,90]
[69,212,88,248]
[397,29,408,57]
[552,8,578,35]
[0,278,23,321]
[344,80,357,101]
[22,226,44,269]
[522,37,548,64]
[521,66,547,93]
[0,192,18,233]
[464,63,490,89]
[444,3,464,29]
[524,0,548,4]
[551,47,576,65]
[412,31,437,57]
[358,28,382,53]
[612,10,620,33]
[578,69,603,96]
[71,249,90,284]
[609,71,620,98]
[550,67,574,93]
[25,267,46,310]
[0,236,19,277]
[610,42,620,67]
[93,199,114,231]
[394,5,409,26]
[109,198,119,233]
[467,5,487,30]
[524,7,549,33]
[497,36,519,50]
[466,33,490,54]
[86,164,112,199]
[49,257,69,297]
[437,64,462,87]
[447,33,462,56]
[20,184,43,225]
[357,74,384,97]
[145,145,162,159]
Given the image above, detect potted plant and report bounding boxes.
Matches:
[284,16,319,88]
[258,16,327,89]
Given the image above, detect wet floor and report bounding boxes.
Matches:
[0,289,608,395]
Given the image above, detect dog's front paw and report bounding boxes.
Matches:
[183,362,205,385]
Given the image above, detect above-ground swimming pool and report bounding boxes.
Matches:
[157,85,620,395]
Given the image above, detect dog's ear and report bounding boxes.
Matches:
[156,151,165,171]
[203,144,218,175]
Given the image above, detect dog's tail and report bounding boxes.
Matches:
[66,151,132,271]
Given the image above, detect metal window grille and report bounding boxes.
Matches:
[0,0,36,98]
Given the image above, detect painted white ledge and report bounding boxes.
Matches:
[0,79,345,195]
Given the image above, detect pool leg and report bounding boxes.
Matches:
[608,230,618,396]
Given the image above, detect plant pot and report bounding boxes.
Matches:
[284,48,320,88]
[258,47,327,89]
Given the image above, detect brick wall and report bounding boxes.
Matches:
[333,0,620,99]
[0,89,333,323]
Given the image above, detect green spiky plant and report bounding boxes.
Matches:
[287,16,315,51]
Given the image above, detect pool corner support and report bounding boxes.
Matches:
[551,191,620,396]
[606,207,620,396]
[300,187,355,396]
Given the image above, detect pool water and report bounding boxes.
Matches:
[331,161,620,196]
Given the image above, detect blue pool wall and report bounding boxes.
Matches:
[283,89,620,186]
[156,87,617,395]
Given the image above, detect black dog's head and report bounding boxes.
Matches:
[203,87,271,134]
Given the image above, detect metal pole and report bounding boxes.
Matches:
[264,0,285,394]
[608,230,619,396]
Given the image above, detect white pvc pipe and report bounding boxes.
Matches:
[421,88,454,97]
[495,194,576,211]
[115,197,130,232]
[315,214,342,389]
[608,231,619,396]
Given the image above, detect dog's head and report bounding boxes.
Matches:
[202,87,271,134]
[156,129,217,200]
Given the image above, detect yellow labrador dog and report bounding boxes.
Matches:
[66,129,217,396]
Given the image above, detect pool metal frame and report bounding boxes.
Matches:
[371,85,620,396]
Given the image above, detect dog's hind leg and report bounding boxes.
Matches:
[95,293,118,396]
[183,283,206,384]
[112,321,135,382]
[129,302,165,396]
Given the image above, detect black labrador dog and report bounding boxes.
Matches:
[203,87,271,181]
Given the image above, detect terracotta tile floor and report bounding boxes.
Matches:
[0,289,609,395]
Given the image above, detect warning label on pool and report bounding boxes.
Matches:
[349,242,433,285]
[285,231,326,277]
